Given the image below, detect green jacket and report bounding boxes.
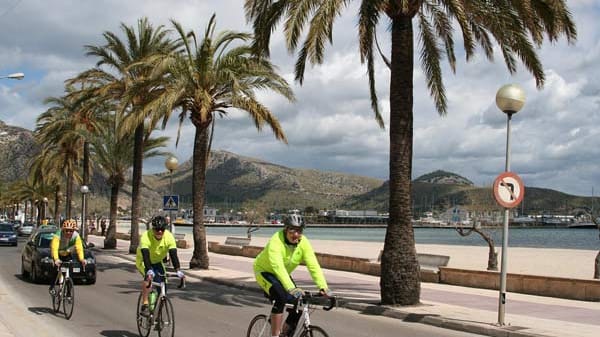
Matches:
[253,230,327,291]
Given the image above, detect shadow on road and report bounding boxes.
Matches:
[28,306,56,316]
[100,330,139,337]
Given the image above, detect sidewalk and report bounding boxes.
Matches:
[83,235,600,337]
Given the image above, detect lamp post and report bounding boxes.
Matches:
[165,156,178,234]
[43,197,48,225]
[0,72,25,80]
[495,84,526,325]
[80,185,90,242]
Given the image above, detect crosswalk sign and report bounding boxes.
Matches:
[163,195,179,211]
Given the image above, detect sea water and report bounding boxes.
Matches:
[178,226,600,251]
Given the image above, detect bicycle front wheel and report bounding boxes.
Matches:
[246,314,269,337]
[51,283,61,313]
[156,296,175,337]
[62,278,75,320]
[136,293,152,337]
[299,325,329,337]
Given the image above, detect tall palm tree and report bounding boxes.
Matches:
[82,17,179,253]
[89,111,169,249]
[141,14,294,268]
[244,0,576,305]
[36,93,84,220]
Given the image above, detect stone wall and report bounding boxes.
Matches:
[208,241,600,301]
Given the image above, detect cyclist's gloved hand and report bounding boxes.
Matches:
[80,259,87,267]
[176,270,185,279]
[288,287,304,299]
[320,288,333,297]
[146,269,155,279]
[54,260,62,267]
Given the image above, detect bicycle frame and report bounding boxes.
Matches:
[288,293,335,337]
[148,273,185,312]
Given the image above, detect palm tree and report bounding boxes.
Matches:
[36,93,84,220]
[89,111,169,249]
[244,0,576,305]
[141,15,294,268]
[82,17,179,253]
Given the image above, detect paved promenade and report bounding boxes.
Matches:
[3,234,599,337]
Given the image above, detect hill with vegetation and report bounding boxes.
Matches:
[0,119,595,217]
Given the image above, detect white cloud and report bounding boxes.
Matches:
[0,0,599,196]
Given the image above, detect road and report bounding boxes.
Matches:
[0,237,485,337]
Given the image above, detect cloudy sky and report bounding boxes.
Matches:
[1,0,599,197]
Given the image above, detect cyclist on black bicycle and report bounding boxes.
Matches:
[254,214,332,337]
[49,219,87,295]
[136,215,185,317]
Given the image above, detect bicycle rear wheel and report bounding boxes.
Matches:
[299,325,329,337]
[156,296,175,337]
[62,278,75,319]
[246,314,269,337]
[136,293,152,337]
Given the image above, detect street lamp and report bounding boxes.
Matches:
[80,185,90,242]
[164,156,178,234]
[495,84,526,325]
[43,197,48,225]
[0,72,25,80]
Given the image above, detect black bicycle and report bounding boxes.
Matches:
[246,292,336,337]
[136,272,185,337]
[50,261,78,319]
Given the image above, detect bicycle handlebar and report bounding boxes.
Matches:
[145,272,186,289]
[295,291,337,311]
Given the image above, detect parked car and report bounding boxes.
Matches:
[0,223,18,246]
[18,223,35,236]
[21,227,96,284]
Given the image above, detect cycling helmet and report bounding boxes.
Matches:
[283,214,305,229]
[62,219,78,230]
[151,215,169,230]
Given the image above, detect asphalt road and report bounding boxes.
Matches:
[0,237,485,337]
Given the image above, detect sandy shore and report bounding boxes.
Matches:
[205,234,599,280]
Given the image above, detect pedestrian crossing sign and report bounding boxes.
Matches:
[163,195,179,211]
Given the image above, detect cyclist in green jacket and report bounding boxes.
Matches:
[136,215,185,316]
[254,214,332,337]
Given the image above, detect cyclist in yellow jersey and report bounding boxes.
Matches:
[49,219,87,294]
[136,215,184,316]
[254,214,333,337]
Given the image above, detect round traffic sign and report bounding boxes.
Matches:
[493,172,525,208]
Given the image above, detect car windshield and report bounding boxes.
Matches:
[0,224,13,231]
[36,232,55,248]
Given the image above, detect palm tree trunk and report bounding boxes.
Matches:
[189,127,210,269]
[380,16,421,306]
[66,166,73,219]
[129,124,144,253]
[104,183,120,249]
[54,186,61,225]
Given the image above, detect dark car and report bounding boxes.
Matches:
[21,228,96,284]
[0,223,18,246]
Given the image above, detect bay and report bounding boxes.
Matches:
[172,226,600,251]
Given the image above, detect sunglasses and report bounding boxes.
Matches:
[287,227,303,234]
[153,228,165,233]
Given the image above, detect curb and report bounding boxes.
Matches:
[97,247,551,337]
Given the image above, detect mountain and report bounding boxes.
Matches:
[142,150,384,211]
[0,119,595,216]
[0,121,40,182]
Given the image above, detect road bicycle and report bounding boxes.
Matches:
[246,292,337,337]
[136,272,185,337]
[50,261,79,319]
